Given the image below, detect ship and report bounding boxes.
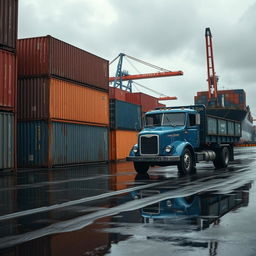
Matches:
[194,89,255,143]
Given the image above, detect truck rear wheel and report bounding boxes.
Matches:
[213,147,230,169]
[134,162,150,174]
[178,148,194,175]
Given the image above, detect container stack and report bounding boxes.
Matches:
[125,92,166,113]
[0,0,18,171]
[17,36,109,168]
[109,98,141,161]
[109,88,165,161]
[194,89,246,109]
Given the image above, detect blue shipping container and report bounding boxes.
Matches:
[110,99,141,130]
[18,121,109,167]
[0,112,14,170]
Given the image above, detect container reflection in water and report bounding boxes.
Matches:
[48,164,109,204]
[18,121,109,167]
[109,161,135,190]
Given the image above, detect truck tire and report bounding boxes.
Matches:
[134,162,150,174]
[213,147,229,169]
[178,148,194,175]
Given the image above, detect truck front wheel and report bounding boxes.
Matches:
[178,148,194,175]
[213,147,230,169]
[134,162,150,174]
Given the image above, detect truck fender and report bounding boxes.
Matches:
[172,141,196,165]
[172,141,194,156]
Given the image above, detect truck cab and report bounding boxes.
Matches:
[127,105,241,175]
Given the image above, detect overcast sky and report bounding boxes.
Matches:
[18,0,256,120]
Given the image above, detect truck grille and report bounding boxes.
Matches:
[140,135,158,155]
[141,190,160,215]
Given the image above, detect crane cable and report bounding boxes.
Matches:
[125,54,171,72]
[125,56,141,74]
[133,81,168,98]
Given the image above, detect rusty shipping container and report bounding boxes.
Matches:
[0,49,16,110]
[109,87,127,101]
[18,77,109,125]
[110,99,142,131]
[0,0,18,51]
[18,120,109,168]
[17,36,109,91]
[0,111,15,170]
[125,92,163,112]
[109,130,138,160]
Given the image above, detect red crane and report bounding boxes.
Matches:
[109,53,182,100]
[205,27,218,102]
[109,70,183,82]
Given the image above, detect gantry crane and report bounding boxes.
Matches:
[109,53,183,100]
[205,27,219,104]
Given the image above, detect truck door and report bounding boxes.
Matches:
[185,114,199,148]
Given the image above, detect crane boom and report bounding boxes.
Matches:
[109,71,183,82]
[205,27,218,100]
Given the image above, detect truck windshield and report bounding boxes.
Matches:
[145,113,185,127]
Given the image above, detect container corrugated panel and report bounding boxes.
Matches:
[17,36,109,91]
[125,92,158,112]
[18,121,109,167]
[109,87,127,101]
[18,77,109,125]
[0,50,16,109]
[110,130,138,160]
[0,0,18,51]
[110,99,141,131]
[0,112,14,169]
[17,120,49,167]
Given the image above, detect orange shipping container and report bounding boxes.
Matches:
[18,77,109,125]
[110,130,138,160]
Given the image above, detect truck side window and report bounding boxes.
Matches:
[188,114,196,126]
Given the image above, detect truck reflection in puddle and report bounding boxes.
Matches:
[132,174,251,230]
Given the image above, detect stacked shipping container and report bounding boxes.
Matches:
[0,0,18,170]
[109,88,165,161]
[17,36,109,167]
[109,98,141,161]
[194,89,246,109]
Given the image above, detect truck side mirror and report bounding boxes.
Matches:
[196,113,201,125]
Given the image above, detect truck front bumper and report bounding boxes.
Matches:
[126,156,180,162]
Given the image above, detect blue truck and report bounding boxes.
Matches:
[127,105,241,174]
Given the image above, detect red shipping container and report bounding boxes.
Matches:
[17,36,109,91]
[109,87,127,101]
[0,0,18,51]
[125,92,158,112]
[0,50,16,110]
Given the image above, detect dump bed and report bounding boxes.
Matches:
[196,105,241,144]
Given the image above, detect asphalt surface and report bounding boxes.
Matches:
[0,147,256,256]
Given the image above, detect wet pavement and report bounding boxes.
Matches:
[0,147,256,256]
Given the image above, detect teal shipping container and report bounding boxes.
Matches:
[0,112,14,170]
[18,121,109,168]
[110,99,142,131]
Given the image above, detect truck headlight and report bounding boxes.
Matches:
[166,200,172,207]
[132,144,138,153]
[165,145,172,153]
